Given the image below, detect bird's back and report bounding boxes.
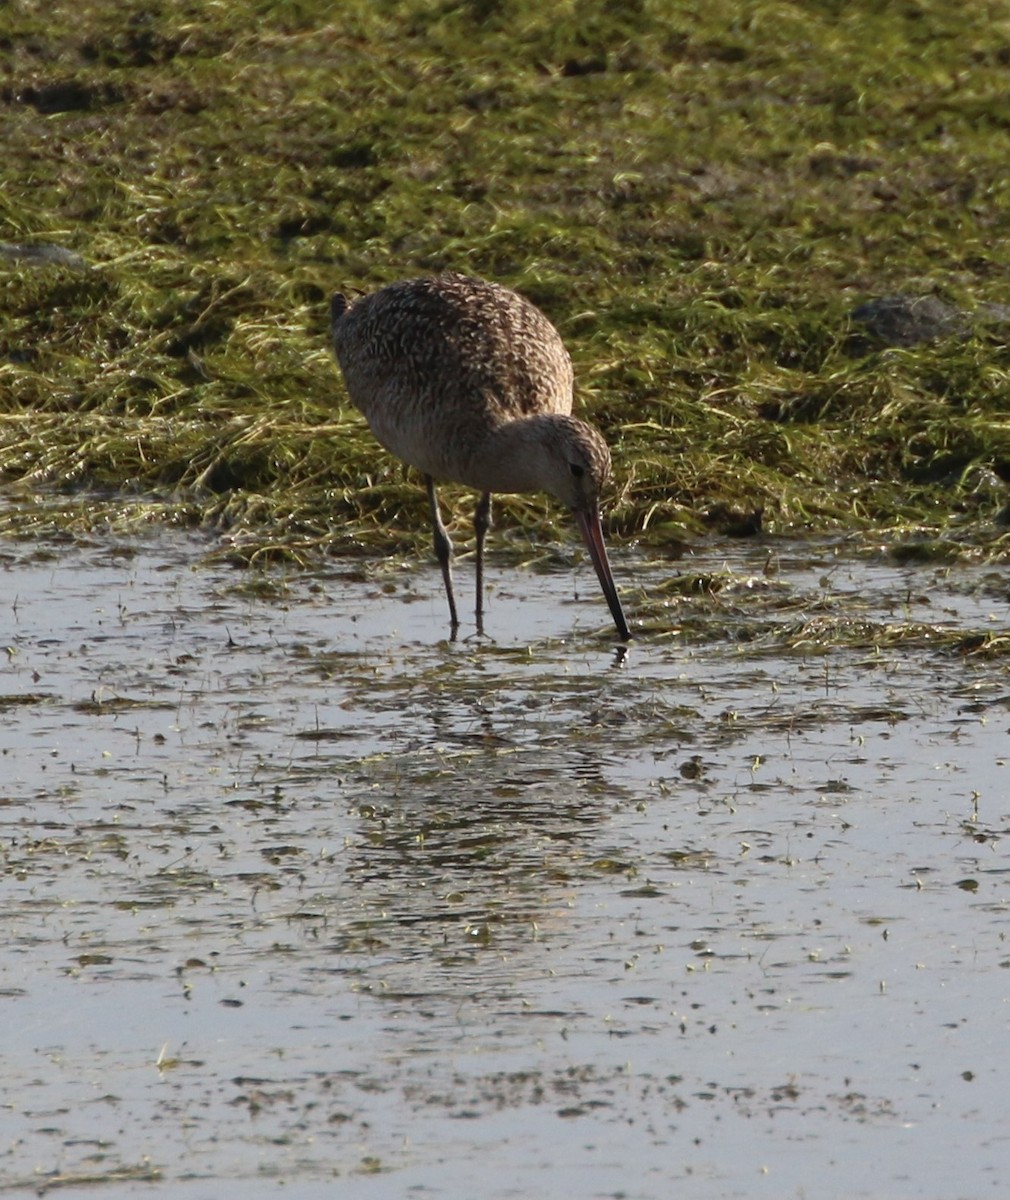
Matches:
[330,273,574,480]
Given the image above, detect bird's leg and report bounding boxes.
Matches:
[473,491,492,634]
[425,475,459,633]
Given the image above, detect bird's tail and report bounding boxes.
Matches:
[330,292,350,329]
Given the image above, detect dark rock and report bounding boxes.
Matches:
[850,294,969,347]
[703,504,764,538]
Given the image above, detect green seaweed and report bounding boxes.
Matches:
[3,0,1010,561]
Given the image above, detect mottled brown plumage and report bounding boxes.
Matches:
[330,272,630,639]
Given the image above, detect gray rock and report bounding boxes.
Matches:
[0,242,90,270]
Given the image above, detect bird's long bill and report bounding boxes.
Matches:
[574,507,631,641]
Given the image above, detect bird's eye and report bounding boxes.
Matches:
[569,463,585,479]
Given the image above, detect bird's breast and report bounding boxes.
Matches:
[364,389,466,481]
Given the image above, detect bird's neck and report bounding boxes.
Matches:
[460,416,558,496]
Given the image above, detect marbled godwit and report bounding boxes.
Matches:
[330,272,630,640]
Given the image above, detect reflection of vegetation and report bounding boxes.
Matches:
[4,1,1010,559]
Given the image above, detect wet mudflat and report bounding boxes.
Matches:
[1,531,1008,1199]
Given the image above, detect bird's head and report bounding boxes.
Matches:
[538,415,630,640]
[538,416,614,513]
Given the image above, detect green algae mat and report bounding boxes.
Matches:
[3,0,1010,561]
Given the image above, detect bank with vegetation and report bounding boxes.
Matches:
[3,0,1010,563]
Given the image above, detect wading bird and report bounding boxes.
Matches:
[330,272,630,640]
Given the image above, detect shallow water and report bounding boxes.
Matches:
[2,532,1008,1198]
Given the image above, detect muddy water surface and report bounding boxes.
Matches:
[2,533,1008,1198]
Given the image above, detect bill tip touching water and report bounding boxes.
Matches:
[330,271,631,641]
